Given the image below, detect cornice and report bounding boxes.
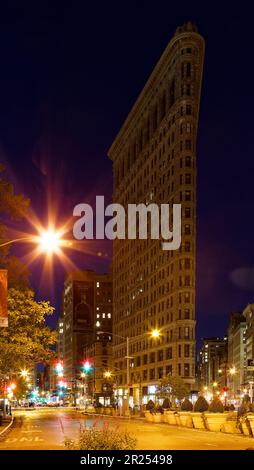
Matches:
[108,30,205,162]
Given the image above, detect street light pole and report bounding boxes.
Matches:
[126,336,130,416]
[0,237,33,248]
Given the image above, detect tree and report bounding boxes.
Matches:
[0,288,57,377]
[0,164,30,288]
[157,375,189,402]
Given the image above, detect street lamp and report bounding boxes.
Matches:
[151,329,161,339]
[0,228,67,254]
[20,369,29,378]
[97,328,164,416]
[229,367,236,376]
[104,371,112,379]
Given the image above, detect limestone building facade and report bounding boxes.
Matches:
[108,22,205,405]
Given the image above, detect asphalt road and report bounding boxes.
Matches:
[0,408,254,450]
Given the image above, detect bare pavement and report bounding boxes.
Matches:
[0,408,254,450]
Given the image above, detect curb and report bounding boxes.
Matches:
[0,417,15,440]
[80,412,145,420]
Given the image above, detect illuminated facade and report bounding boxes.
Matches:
[108,22,205,404]
[62,271,112,398]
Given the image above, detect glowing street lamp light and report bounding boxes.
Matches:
[213,382,218,387]
[20,369,29,378]
[38,229,62,254]
[151,329,160,339]
[104,371,112,379]
[229,366,236,376]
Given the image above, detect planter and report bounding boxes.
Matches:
[162,411,170,423]
[166,410,177,425]
[145,410,153,422]
[152,413,164,423]
[247,414,254,436]
[221,413,241,434]
[179,411,193,428]
[85,406,96,414]
[191,412,206,430]
[240,417,252,436]
[175,413,181,426]
[204,412,227,432]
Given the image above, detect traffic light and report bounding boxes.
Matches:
[83,360,92,373]
[55,361,64,374]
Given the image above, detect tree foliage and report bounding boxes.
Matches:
[0,288,57,376]
[0,164,30,288]
[157,375,189,401]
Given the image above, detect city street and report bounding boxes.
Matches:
[0,408,254,450]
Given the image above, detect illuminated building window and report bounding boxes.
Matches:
[97,282,100,288]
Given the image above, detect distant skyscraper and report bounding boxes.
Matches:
[198,337,228,387]
[62,270,112,400]
[228,312,246,394]
[108,22,205,405]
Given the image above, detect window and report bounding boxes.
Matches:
[184,344,190,358]
[184,327,190,339]
[186,62,191,77]
[184,363,190,377]
[186,105,192,115]
[167,347,172,359]
[169,79,175,108]
[184,309,190,319]
[178,345,181,358]
[150,369,155,380]
[143,354,148,365]
[150,352,155,363]
[96,282,100,288]
[185,140,192,150]
[158,350,164,361]
[158,367,163,378]
[107,313,111,318]
[166,365,172,376]
[185,190,191,201]
[178,364,181,376]
[185,174,191,184]
[185,156,191,167]
[185,208,191,219]
[184,258,191,269]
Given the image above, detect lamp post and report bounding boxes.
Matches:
[98,328,163,416]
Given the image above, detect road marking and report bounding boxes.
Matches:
[5,436,45,443]
[22,430,43,433]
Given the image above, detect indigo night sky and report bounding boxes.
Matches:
[0,2,254,342]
